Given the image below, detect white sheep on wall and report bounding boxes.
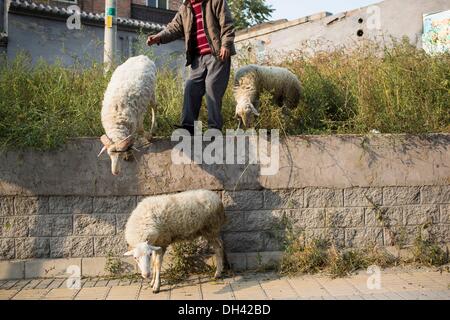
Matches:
[234,64,301,128]
[124,189,226,293]
[98,55,157,176]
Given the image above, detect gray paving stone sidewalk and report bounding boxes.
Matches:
[0,268,449,300]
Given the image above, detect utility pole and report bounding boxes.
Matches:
[103,0,117,72]
[1,0,8,34]
[0,0,4,34]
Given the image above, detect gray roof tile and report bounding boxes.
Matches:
[9,0,165,32]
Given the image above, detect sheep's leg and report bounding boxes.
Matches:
[152,248,165,294]
[143,132,152,142]
[150,253,156,287]
[209,237,224,279]
[137,118,150,143]
[151,250,160,293]
[137,121,145,137]
[147,105,157,139]
[140,106,156,143]
[148,94,158,135]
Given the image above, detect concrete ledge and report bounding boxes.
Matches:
[247,251,283,270]
[0,245,449,280]
[25,258,82,279]
[0,253,284,280]
[0,260,25,280]
[81,257,136,277]
[81,257,108,278]
[226,253,247,271]
[2,135,449,196]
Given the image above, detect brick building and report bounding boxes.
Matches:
[31,0,183,22]
[2,0,185,66]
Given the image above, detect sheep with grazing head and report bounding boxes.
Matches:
[234,64,301,128]
[124,189,226,293]
[99,55,157,176]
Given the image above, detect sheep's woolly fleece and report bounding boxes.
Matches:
[101,55,157,143]
[234,64,301,110]
[125,190,225,248]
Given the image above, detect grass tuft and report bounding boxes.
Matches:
[104,252,128,276]
[410,235,448,267]
[163,240,215,285]
[280,238,329,275]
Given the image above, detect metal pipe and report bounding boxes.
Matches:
[103,0,117,72]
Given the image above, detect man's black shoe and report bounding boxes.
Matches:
[173,124,195,136]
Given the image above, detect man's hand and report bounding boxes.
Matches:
[147,35,161,46]
[219,47,231,61]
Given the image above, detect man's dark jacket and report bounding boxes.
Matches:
[156,0,236,66]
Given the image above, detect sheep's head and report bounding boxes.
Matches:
[98,135,134,176]
[235,101,260,129]
[124,242,162,279]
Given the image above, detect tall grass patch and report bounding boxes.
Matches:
[279,39,450,134]
[0,53,107,150]
[0,39,449,150]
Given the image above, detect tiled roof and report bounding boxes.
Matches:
[9,0,165,32]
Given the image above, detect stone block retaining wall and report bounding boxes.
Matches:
[0,134,449,275]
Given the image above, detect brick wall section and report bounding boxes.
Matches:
[132,0,182,10]
[90,0,131,18]
[32,0,132,18]
[32,0,181,17]
[1,186,449,261]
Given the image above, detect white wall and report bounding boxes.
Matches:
[6,13,185,69]
[236,0,450,61]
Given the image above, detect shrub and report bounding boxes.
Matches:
[163,240,214,285]
[280,238,330,275]
[410,235,448,267]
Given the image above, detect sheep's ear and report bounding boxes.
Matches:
[149,245,162,252]
[124,249,135,257]
[250,104,260,116]
[116,135,134,152]
[241,113,249,128]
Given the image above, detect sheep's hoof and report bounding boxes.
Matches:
[152,288,160,294]
[123,152,133,162]
[143,132,153,142]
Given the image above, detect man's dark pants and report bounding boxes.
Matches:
[182,54,231,131]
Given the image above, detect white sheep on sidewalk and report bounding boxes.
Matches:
[124,189,226,293]
[98,55,157,176]
[234,64,301,128]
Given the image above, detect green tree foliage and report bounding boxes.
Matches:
[228,0,274,30]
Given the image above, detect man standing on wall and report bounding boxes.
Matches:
[147,0,236,134]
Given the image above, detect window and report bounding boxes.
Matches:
[146,0,169,10]
[256,40,266,63]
